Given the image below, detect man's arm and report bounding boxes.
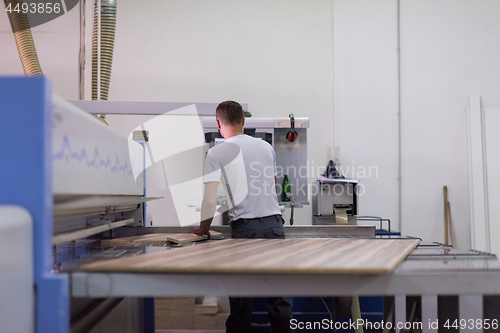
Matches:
[190,181,218,236]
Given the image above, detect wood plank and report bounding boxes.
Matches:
[214,313,229,329]
[194,305,219,314]
[194,297,218,314]
[100,231,223,247]
[100,235,143,247]
[327,223,358,225]
[167,231,223,244]
[81,238,419,274]
[193,313,228,330]
[155,297,196,330]
[134,234,172,246]
[155,297,195,310]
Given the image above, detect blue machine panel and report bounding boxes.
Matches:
[0,77,69,333]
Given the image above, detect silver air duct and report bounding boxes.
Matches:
[92,0,116,123]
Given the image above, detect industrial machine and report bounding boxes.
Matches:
[312,170,396,234]
[0,77,159,333]
[312,177,359,225]
[3,77,500,333]
[51,96,155,244]
[203,116,310,224]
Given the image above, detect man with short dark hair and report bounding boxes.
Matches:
[191,100,293,333]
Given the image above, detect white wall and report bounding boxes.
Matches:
[399,0,500,248]
[333,0,500,248]
[333,0,400,231]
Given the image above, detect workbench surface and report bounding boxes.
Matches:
[80,238,419,274]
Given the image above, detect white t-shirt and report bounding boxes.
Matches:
[203,134,281,221]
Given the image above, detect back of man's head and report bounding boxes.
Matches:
[216,101,243,126]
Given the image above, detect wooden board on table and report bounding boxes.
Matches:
[194,297,219,314]
[101,231,223,246]
[133,233,171,246]
[166,231,223,244]
[100,235,143,247]
[81,238,420,274]
[327,223,358,226]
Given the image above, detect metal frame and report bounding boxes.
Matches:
[68,100,248,116]
[0,77,69,332]
[72,269,500,298]
[68,240,500,327]
[53,218,135,245]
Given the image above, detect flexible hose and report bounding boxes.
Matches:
[4,0,43,77]
[91,1,99,100]
[92,0,116,102]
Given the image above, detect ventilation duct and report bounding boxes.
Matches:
[92,0,116,122]
[4,0,43,77]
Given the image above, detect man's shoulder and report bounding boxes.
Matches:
[255,138,274,152]
[222,135,273,154]
[208,141,241,159]
[239,135,273,149]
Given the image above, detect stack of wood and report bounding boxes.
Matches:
[155,297,196,329]
[155,297,229,330]
[194,297,228,330]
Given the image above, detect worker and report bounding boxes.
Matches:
[190,100,293,333]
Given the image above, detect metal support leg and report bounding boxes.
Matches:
[459,295,483,333]
[144,298,155,333]
[395,295,406,333]
[422,295,438,333]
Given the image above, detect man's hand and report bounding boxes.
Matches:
[190,182,218,237]
[189,219,212,237]
[189,226,209,237]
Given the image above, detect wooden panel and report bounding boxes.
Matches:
[100,235,143,247]
[134,234,170,246]
[155,297,195,330]
[82,238,419,274]
[166,231,223,244]
[194,297,218,314]
[154,297,227,330]
[193,313,228,330]
[100,231,223,246]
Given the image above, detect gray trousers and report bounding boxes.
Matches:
[226,214,294,333]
